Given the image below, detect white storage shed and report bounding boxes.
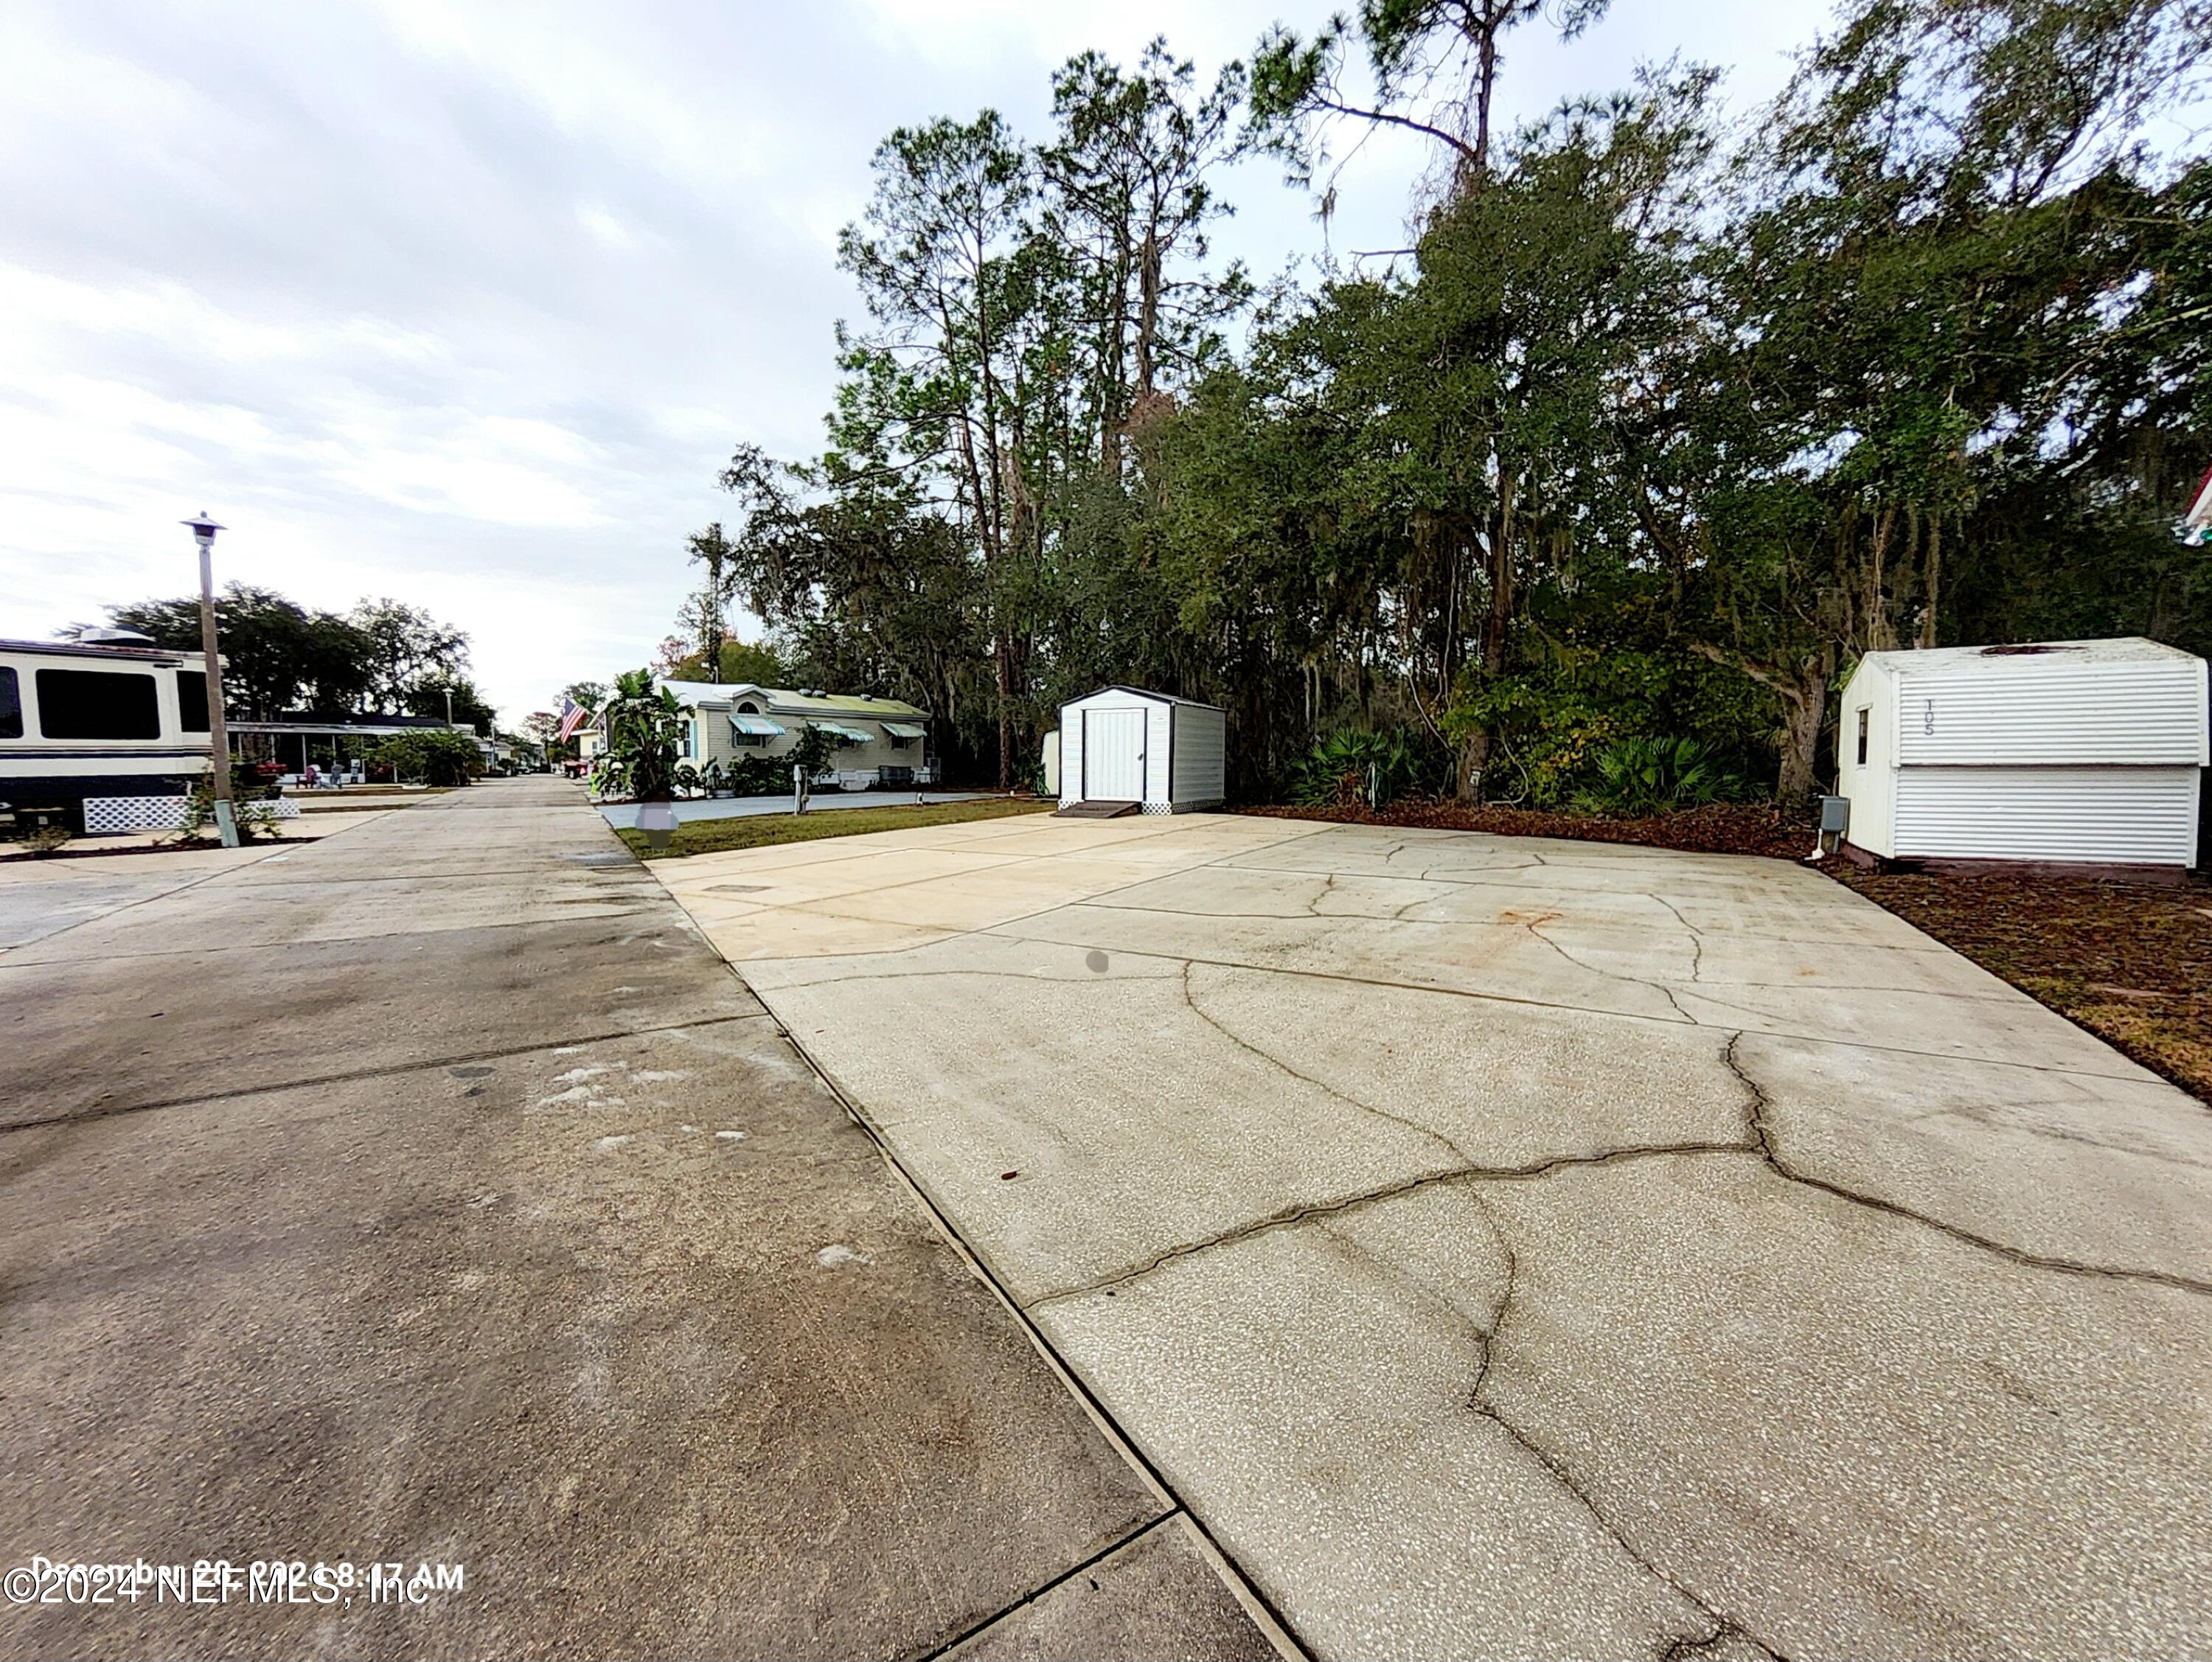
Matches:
[1057,686,1226,813]
[1835,637,2208,869]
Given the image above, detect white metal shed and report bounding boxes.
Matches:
[1834,637,2208,868]
[1057,686,1226,813]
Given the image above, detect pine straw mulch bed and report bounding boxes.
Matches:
[1826,863,2212,1103]
[1244,798,2212,1103]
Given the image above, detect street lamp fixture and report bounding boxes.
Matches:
[182,512,240,847]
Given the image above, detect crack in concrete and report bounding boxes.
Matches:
[1461,1192,1790,1662]
[1721,1033,2212,1297]
[1303,872,1339,918]
[1024,1144,1759,1310]
[1178,960,1475,1165]
[1651,895,1706,984]
[1518,916,1695,1024]
[1656,1622,1784,1661]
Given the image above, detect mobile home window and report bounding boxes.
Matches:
[0,669,19,739]
[1854,706,1868,766]
[176,671,210,732]
[35,668,161,740]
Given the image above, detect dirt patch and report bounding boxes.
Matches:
[1242,799,1814,859]
[1828,863,2212,1104]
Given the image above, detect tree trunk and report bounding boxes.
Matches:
[1456,727,1489,802]
[994,635,1015,791]
[1776,666,1830,803]
[1133,232,1162,398]
[1918,515,1941,649]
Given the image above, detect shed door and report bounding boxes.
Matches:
[1082,707,1146,799]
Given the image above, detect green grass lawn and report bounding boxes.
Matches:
[616,796,1051,859]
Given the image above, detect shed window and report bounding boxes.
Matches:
[1855,706,1868,767]
[0,669,18,739]
[177,672,209,732]
[35,669,161,740]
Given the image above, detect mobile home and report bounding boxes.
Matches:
[655,682,936,790]
[1834,637,2208,869]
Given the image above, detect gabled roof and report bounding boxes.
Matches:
[659,680,930,720]
[1061,684,1223,711]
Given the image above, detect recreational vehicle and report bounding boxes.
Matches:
[0,634,216,831]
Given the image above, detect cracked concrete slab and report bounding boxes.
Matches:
[2,779,1276,1660]
[1467,1156,2212,1660]
[651,813,2212,1658]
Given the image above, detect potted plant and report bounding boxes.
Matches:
[591,669,699,850]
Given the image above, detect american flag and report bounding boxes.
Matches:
[556,697,591,742]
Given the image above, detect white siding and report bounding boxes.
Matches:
[1894,767,2201,864]
[1059,688,1228,809]
[1059,720,1082,807]
[1169,704,1226,808]
[1060,689,1156,804]
[1834,657,1898,858]
[1145,702,1172,803]
[1895,658,2208,766]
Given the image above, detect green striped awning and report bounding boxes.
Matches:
[880,720,928,740]
[729,712,785,737]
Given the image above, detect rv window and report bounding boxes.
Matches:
[0,669,19,739]
[176,671,209,732]
[35,669,161,740]
[1855,706,1868,766]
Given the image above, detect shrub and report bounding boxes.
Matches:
[728,752,792,796]
[1291,728,1440,810]
[1571,737,1738,818]
[789,724,838,782]
[590,669,700,801]
[177,764,281,841]
[371,729,484,786]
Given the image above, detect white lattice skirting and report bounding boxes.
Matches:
[82,795,302,834]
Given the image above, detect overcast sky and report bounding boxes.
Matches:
[0,0,1830,724]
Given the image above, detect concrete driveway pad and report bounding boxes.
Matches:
[657,813,2212,1659]
[3,781,1276,1658]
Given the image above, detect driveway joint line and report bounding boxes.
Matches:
[0,1010,776,1136]
[751,970,1315,1662]
[0,905,669,968]
[909,1510,1184,1662]
[964,931,2165,1088]
[0,847,286,957]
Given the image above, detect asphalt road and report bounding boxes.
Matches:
[653,810,2212,1662]
[0,779,1279,1660]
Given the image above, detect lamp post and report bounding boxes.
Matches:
[182,512,239,847]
